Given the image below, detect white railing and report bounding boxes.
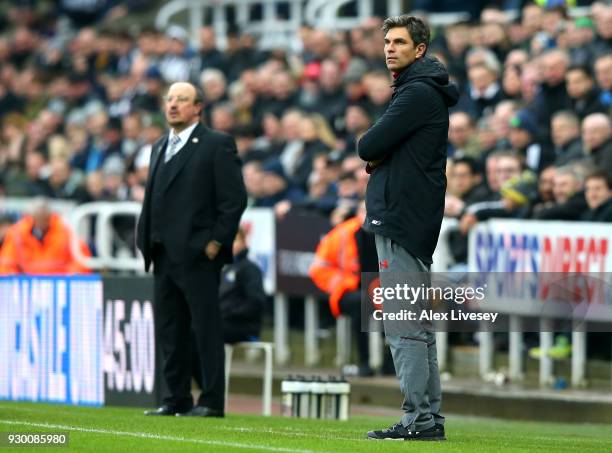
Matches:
[155,0,472,50]
[69,201,144,273]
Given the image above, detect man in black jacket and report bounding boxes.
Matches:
[137,82,247,418]
[358,15,458,442]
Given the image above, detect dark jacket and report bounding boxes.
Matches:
[554,137,584,167]
[219,249,266,336]
[358,56,459,264]
[136,123,247,271]
[581,199,612,223]
[533,191,588,221]
[590,139,612,176]
[571,88,608,119]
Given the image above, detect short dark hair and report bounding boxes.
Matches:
[567,64,593,79]
[453,156,482,175]
[585,170,612,190]
[382,15,430,53]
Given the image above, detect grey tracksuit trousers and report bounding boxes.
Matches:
[375,234,445,431]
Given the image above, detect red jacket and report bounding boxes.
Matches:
[0,214,91,275]
[309,216,361,318]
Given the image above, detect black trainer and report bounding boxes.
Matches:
[367,422,445,441]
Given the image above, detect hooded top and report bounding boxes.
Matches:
[358,56,459,264]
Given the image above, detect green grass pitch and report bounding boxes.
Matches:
[1,401,611,452]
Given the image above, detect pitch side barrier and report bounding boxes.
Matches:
[466,219,612,387]
[0,275,163,407]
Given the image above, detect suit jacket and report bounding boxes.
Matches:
[137,123,247,272]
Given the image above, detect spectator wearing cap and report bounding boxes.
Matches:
[275,152,340,219]
[551,111,584,166]
[533,165,587,220]
[581,170,612,222]
[582,113,612,174]
[565,65,607,119]
[529,49,572,133]
[252,160,304,208]
[342,58,369,105]
[159,25,198,84]
[508,109,554,172]
[132,67,165,113]
[566,17,596,66]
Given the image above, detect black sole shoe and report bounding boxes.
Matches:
[175,406,224,417]
[144,406,186,416]
[367,422,445,441]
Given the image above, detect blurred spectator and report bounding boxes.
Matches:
[0,197,91,274]
[508,109,554,172]
[582,113,612,174]
[565,64,607,118]
[456,59,503,119]
[197,26,227,75]
[445,156,488,218]
[200,68,228,124]
[219,227,266,343]
[459,151,523,233]
[550,110,584,165]
[342,104,371,155]
[581,170,612,222]
[252,160,303,208]
[533,165,587,220]
[159,25,198,84]
[447,111,480,157]
[531,165,557,215]
[593,53,611,108]
[530,49,571,133]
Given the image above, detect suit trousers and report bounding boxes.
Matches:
[374,234,444,431]
[153,243,224,411]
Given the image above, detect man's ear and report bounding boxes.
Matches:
[415,43,427,59]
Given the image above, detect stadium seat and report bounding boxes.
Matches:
[224,341,274,416]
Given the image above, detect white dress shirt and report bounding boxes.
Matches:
[165,121,199,162]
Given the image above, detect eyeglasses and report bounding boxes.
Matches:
[162,95,193,103]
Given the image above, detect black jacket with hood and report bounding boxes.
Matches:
[358,56,459,264]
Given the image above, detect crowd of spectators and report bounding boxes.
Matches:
[0,1,610,266]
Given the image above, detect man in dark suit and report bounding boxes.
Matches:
[137,82,247,417]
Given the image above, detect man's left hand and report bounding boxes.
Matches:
[205,240,221,260]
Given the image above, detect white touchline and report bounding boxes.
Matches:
[0,419,316,453]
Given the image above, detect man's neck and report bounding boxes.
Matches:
[171,120,199,135]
